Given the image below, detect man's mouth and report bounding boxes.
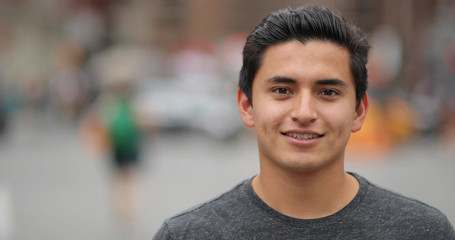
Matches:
[283,132,324,140]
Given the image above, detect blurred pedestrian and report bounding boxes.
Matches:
[153,5,455,239]
[48,40,93,121]
[105,82,143,226]
[79,51,152,238]
[86,80,144,223]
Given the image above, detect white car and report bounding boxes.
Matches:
[135,76,243,139]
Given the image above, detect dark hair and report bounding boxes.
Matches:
[239,5,369,108]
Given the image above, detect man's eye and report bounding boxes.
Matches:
[320,89,338,96]
[273,88,291,95]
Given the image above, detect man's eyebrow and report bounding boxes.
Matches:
[267,76,297,84]
[316,78,348,87]
[267,76,348,87]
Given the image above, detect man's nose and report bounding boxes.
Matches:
[289,92,318,124]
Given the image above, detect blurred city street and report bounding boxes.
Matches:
[0,110,454,240]
[0,1,455,239]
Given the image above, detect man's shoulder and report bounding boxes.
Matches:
[357,175,455,238]
[362,176,446,218]
[156,179,254,239]
[170,179,250,220]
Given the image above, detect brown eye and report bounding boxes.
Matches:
[273,88,291,95]
[320,89,338,96]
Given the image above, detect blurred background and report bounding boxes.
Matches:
[0,0,454,239]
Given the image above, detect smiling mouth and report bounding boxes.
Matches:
[283,132,324,140]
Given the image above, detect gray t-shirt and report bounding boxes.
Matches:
[153,173,455,239]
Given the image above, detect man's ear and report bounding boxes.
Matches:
[237,89,254,127]
[352,93,369,133]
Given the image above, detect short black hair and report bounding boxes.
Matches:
[239,5,369,108]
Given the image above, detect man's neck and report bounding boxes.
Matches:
[252,164,359,219]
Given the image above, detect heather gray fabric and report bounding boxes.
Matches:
[153,173,455,239]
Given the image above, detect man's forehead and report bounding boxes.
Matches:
[257,40,353,84]
[263,40,348,60]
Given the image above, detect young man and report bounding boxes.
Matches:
[153,5,455,239]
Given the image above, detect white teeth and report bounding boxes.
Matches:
[286,133,320,140]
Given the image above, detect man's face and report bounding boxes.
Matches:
[238,40,368,174]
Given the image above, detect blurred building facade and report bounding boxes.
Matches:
[0,0,454,147]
